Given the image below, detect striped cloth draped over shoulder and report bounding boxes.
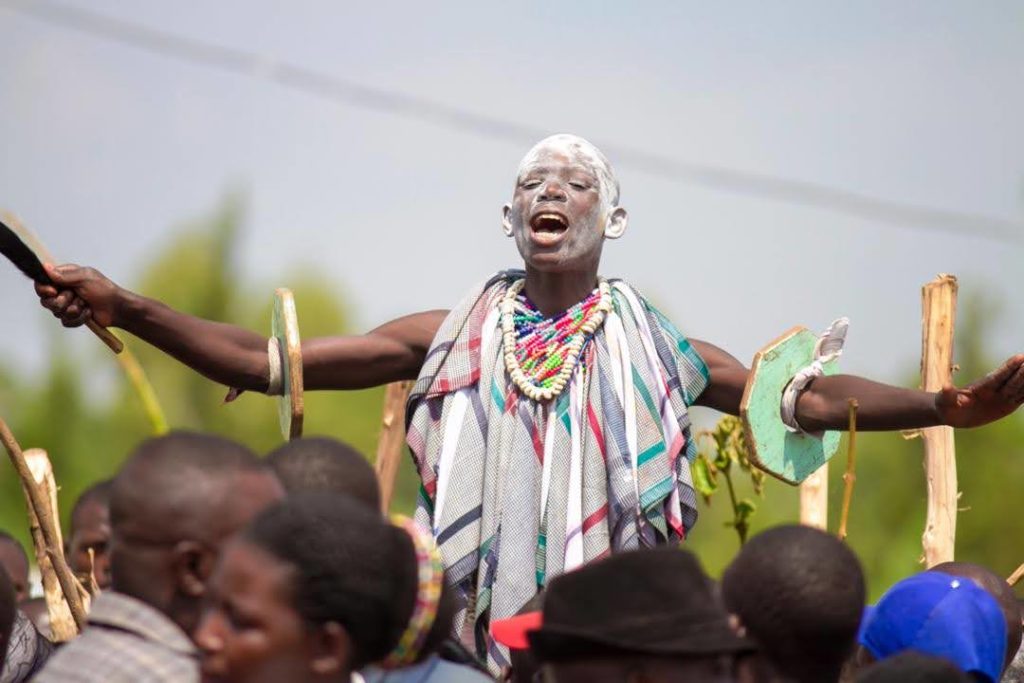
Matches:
[405,270,709,673]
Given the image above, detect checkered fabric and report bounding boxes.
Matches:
[406,271,709,673]
[33,592,199,683]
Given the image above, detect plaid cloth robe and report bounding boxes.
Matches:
[406,270,709,671]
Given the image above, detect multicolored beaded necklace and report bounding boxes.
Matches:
[501,278,613,402]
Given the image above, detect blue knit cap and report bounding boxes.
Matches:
[859,572,1007,682]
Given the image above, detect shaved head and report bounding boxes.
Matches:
[110,431,284,634]
[266,436,381,511]
[517,134,620,209]
[111,432,278,543]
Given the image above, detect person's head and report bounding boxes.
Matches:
[109,431,284,635]
[502,134,626,276]
[930,562,1023,674]
[494,547,752,683]
[853,651,975,683]
[67,478,114,590]
[196,494,450,682]
[266,437,381,511]
[0,562,16,680]
[0,531,29,604]
[497,592,544,683]
[720,525,866,683]
[858,572,1007,683]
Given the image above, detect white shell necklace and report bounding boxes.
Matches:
[500,278,613,402]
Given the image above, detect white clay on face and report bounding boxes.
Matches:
[516,134,620,210]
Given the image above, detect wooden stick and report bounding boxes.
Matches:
[837,399,859,541]
[374,381,414,513]
[799,463,829,530]
[1007,561,1024,587]
[1,211,122,354]
[112,337,169,435]
[920,275,958,567]
[0,418,88,631]
[22,449,84,641]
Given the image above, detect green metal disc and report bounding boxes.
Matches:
[739,326,841,485]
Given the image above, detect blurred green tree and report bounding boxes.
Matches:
[0,198,420,571]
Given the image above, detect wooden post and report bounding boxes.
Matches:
[1007,561,1024,587]
[374,381,414,514]
[0,418,89,631]
[799,465,828,530]
[920,275,958,567]
[22,449,85,641]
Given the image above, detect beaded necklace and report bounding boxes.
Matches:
[501,278,612,402]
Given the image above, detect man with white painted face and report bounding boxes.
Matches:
[35,134,1024,670]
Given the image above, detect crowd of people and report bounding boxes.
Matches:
[0,431,1019,682]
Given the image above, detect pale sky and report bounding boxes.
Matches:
[1,0,1021,394]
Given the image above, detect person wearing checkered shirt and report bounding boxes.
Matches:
[34,433,283,683]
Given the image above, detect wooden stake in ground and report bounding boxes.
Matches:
[837,399,859,541]
[0,418,88,631]
[374,381,414,513]
[799,464,828,530]
[22,448,86,641]
[920,275,958,567]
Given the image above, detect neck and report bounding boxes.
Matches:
[522,265,599,316]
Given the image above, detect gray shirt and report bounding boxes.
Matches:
[33,592,199,683]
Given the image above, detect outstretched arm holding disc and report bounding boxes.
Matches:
[691,337,1024,432]
[35,264,446,391]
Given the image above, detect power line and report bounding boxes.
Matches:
[3,0,1022,245]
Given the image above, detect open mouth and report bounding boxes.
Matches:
[529,212,569,247]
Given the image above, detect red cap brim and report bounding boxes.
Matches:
[491,610,544,650]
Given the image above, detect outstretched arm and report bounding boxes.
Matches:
[35,263,446,392]
[691,338,1024,431]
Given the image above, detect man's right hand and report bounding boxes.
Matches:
[35,263,124,329]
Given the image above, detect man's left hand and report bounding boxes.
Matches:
[936,354,1024,428]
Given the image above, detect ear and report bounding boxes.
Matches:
[309,621,352,676]
[172,540,215,599]
[604,206,627,240]
[501,203,514,237]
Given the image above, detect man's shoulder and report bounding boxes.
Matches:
[33,623,199,683]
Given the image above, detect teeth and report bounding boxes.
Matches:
[534,213,567,226]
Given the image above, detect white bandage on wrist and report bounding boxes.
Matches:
[265,337,284,396]
[780,318,849,438]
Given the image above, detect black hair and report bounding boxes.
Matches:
[721,524,866,683]
[70,479,113,534]
[930,561,1023,672]
[854,651,975,682]
[266,437,381,511]
[0,564,15,677]
[111,431,271,536]
[0,530,28,566]
[243,494,449,670]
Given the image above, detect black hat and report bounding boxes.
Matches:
[494,547,753,662]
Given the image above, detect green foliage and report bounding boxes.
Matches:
[0,197,421,571]
[693,415,765,545]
